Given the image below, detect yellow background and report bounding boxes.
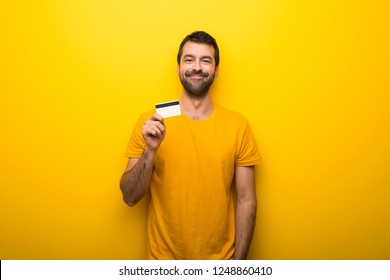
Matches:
[1,0,389,259]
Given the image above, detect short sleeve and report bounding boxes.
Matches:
[236,121,261,166]
[125,113,150,158]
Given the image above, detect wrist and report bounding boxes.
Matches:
[144,146,157,161]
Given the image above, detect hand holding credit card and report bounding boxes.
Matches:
[155,100,181,118]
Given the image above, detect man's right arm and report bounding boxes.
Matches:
[120,113,166,207]
[120,148,156,206]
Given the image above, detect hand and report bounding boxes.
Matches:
[142,113,166,151]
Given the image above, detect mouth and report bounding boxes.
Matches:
[189,75,205,80]
[185,70,209,79]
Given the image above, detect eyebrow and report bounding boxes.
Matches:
[183,54,213,60]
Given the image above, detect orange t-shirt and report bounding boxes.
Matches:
[125,104,261,259]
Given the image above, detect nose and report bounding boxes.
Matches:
[192,59,201,71]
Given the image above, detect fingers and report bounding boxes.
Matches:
[145,125,163,137]
[143,114,165,138]
[151,113,164,124]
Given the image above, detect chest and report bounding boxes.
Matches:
[154,118,239,173]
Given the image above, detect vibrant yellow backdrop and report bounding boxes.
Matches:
[1,0,389,259]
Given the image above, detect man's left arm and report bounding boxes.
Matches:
[234,165,257,260]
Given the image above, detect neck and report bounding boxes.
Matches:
[180,91,214,120]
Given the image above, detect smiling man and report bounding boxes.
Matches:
[120,31,261,260]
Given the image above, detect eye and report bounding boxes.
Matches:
[202,58,212,64]
[183,57,194,63]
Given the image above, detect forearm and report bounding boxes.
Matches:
[234,197,257,260]
[120,148,155,206]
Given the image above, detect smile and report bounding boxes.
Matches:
[185,70,209,78]
[189,75,205,80]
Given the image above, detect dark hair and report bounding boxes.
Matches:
[177,31,220,67]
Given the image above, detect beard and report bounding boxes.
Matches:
[179,69,215,97]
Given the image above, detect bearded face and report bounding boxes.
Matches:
[177,42,218,98]
[179,69,216,97]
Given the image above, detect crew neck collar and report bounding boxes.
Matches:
[181,103,216,123]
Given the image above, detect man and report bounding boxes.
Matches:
[120,31,261,260]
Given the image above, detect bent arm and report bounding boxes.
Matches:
[120,148,156,206]
[234,165,257,260]
[120,113,165,207]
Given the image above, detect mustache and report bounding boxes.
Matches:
[185,70,209,78]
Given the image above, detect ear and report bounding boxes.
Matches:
[176,65,180,76]
[214,66,219,77]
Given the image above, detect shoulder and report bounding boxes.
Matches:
[129,109,155,131]
[215,104,249,126]
[140,109,155,119]
[135,109,155,124]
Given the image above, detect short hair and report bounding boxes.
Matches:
[177,31,220,67]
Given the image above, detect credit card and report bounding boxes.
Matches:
[155,100,181,118]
